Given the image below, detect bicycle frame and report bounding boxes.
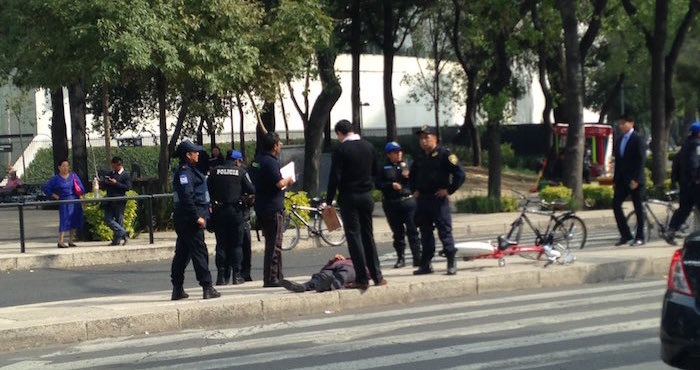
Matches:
[642,199,674,234]
[288,204,323,236]
[507,206,572,246]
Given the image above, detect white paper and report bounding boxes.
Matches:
[280,161,296,189]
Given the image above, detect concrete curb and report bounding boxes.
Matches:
[0,250,671,353]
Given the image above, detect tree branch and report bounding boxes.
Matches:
[579,0,608,60]
[665,0,698,73]
[620,0,653,50]
[286,79,306,122]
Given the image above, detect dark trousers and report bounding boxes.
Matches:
[338,192,382,285]
[171,221,212,287]
[104,201,126,242]
[669,183,700,231]
[213,206,244,275]
[415,195,455,267]
[260,211,284,284]
[241,221,252,277]
[383,198,420,261]
[613,183,645,240]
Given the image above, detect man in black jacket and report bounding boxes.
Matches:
[664,122,700,244]
[102,156,132,246]
[325,120,385,290]
[612,113,647,246]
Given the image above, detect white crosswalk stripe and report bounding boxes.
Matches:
[0,280,671,370]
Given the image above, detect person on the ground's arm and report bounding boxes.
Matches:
[281,254,362,293]
[251,132,294,288]
[170,140,220,300]
[208,149,255,285]
[611,112,647,247]
[101,156,132,246]
[375,141,421,268]
[663,122,700,245]
[409,125,466,276]
[43,159,85,248]
[325,119,385,290]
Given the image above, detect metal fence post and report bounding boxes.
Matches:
[18,202,25,253]
[147,195,154,244]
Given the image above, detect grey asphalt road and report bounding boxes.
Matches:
[0,279,673,369]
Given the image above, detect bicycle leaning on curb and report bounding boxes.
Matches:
[279,196,346,250]
[625,190,697,243]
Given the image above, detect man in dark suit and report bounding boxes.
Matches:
[102,156,132,246]
[612,113,647,246]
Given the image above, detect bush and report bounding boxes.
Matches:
[455,195,519,213]
[540,185,572,203]
[82,190,139,241]
[284,191,311,222]
[582,184,613,209]
[371,189,383,203]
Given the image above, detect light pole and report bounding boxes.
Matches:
[359,101,369,135]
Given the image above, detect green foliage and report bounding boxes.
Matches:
[455,195,519,214]
[582,184,613,209]
[540,185,573,203]
[371,189,383,203]
[284,191,311,222]
[82,190,139,241]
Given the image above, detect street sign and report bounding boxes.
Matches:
[0,143,12,153]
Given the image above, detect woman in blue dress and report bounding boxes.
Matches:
[43,159,85,248]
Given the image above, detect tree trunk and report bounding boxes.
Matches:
[465,69,481,166]
[383,0,397,141]
[597,74,625,124]
[102,84,111,168]
[351,0,361,133]
[558,0,585,207]
[50,88,69,174]
[155,72,169,193]
[68,80,89,188]
[256,102,275,154]
[649,0,668,190]
[279,94,291,144]
[304,51,342,196]
[486,123,501,198]
[236,95,246,158]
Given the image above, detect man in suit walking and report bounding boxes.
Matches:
[102,156,132,246]
[612,113,647,246]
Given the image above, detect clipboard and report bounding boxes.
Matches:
[322,206,342,232]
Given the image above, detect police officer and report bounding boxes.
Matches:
[375,141,421,268]
[410,125,466,275]
[208,149,255,285]
[231,151,256,282]
[664,122,700,244]
[171,140,220,300]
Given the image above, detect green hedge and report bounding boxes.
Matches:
[539,185,572,203]
[455,195,518,214]
[83,190,139,241]
[582,184,613,209]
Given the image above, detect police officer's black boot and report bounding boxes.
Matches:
[393,252,405,268]
[446,253,457,275]
[171,285,189,300]
[215,270,227,286]
[410,245,421,267]
[231,269,245,285]
[203,285,221,299]
[224,267,232,285]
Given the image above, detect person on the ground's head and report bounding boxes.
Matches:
[376,141,421,268]
[664,121,700,245]
[251,132,294,288]
[325,119,385,290]
[208,147,255,286]
[409,124,466,276]
[170,139,220,300]
[43,159,85,249]
[101,156,132,246]
[612,112,647,247]
[281,254,366,293]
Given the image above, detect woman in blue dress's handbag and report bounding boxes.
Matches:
[43,159,85,248]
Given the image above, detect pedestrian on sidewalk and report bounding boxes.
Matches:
[612,112,647,247]
[43,159,85,249]
[410,125,466,276]
[324,119,385,290]
[251,132,294,288]
[101,156,132,246]
[664,122,700,245]
[170,140,220,300]
[281,254,363,293]
[208,149,255,285]
[375,141,421,268]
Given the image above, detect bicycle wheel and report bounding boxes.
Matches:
[552,215,587,250]
[625,211,651,242]
[320,222,346,247]
[281,213,301,251]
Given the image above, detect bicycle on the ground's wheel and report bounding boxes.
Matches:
[626,190,697,242]
[506,191,588,257]
[280,196,346,251]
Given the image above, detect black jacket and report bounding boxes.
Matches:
[672,136,700,186]
[613,130,646,187]
[326,137,377,204]
[101,169,132,198]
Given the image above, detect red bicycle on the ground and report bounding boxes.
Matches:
[455,234,576,268]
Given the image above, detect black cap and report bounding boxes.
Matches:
[415,124,437,136]
[176,139,203,154]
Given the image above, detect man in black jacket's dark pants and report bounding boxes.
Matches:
[325,120,385,290]
[612,113,647,246]
[102,156,132,246]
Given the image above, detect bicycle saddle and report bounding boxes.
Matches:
[497,235,518,251]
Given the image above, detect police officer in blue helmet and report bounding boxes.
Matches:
[664,121,700,244]
[171,139,220,300]
[376,141,421,268]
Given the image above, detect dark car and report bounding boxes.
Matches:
[661,231,700,369]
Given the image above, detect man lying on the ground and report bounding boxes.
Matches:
[281,254,368,293]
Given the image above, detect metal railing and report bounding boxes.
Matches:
[0,193,174,253]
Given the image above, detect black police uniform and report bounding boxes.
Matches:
[241,206,253,281]
[668,134,700,233]
[376,159,421,267]
[208,160,255,285]
[171,156,217,299]
[409,142,466,274]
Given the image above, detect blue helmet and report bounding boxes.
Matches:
[230,150,243,160]
[384,141,402,153]
[690,121,700,134]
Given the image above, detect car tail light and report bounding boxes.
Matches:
[668,249,694,296]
